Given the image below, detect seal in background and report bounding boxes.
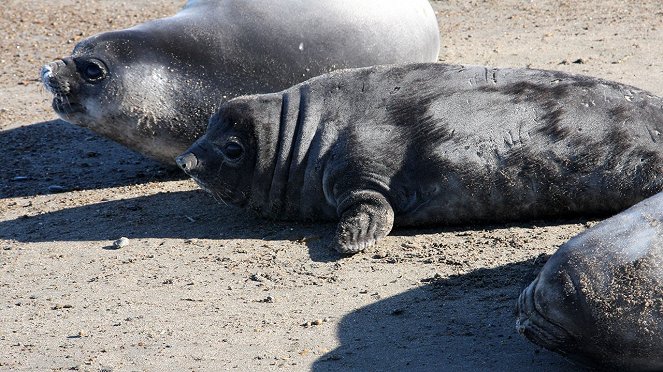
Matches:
[41,0,440,164]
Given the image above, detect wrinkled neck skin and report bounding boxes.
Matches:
[245,76,410,222]
[247,87,339,221]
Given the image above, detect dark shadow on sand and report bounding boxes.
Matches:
[313,259,583,372]
[0,178,591,264]
[0,188,342,262]
[1,120,183,198]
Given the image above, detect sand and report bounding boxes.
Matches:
[2,0,662,370]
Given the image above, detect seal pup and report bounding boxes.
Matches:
[176,63,663,253]
[516,192,663,371]
[40,0,440,165]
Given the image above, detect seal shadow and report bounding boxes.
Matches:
[0,188,341,261]
[313,258,584,372]
[0,119,183,198]
[1,180,592,264]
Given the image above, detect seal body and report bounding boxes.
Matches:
[177,63,663,253]
[516,192,663,371]
[40,0,440,164]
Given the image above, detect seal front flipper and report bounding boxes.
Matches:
[334,190,395,254]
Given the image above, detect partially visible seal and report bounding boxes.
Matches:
[176,63,663,253]
[516,192,663,371]
[40,0,440,164]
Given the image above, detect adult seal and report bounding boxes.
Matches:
[40,0,440,165]
[176,63,663,253]
[516,192,663,371]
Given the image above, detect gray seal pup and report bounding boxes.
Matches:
[40,0,440,165]
[516,192,663,371]
[176,63,663,253]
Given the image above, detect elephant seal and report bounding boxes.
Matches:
[40,0,440,165]
[176,63,663,253]
[516,192,663,371]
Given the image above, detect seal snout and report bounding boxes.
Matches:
[516,275,577,354]
[40,65,53,84]
[40,60,70,95]
[176,152,199,173]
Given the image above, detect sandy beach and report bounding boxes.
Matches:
[1,1,662,370]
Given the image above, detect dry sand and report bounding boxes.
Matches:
[1,0,662,370]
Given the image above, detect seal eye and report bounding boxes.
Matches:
[223,142,244,160]
[81,60,107,83]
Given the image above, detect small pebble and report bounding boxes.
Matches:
[302,318,328,327]
[51,304,73,310]
[112,237,130,249]
[250,273,268,282]
[372,251,388,259]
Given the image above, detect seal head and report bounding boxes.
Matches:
[176,97,276,207]
[41,29,211,163]
[517,193,663,371]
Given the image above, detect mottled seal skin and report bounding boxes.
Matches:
[40,0,440,165]
[516,192,663,371]
[176,63,663,253]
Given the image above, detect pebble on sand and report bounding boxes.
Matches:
[112,237,130,249]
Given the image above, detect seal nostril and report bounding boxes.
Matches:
[176,153,198,172]
[176,155,187,170]
[40,66,51,83]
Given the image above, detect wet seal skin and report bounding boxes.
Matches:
[517,192,663,371]
[40,0,440,165]
[177,63,663,254]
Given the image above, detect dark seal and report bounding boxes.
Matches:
[176,63,663,253]
[517,192,663,371]
[40,0,440,164]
